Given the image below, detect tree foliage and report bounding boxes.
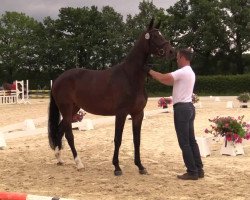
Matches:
[0,0,249,87]
[0,12,42,82]
[164,0,250,74]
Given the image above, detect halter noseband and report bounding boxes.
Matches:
[146,29,168,57]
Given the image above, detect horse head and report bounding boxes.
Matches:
[145,18,175,59]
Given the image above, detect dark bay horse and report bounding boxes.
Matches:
[48,19,175,175]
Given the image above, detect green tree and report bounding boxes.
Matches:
[89,6,125,68]
[220,0,250,74]
[125,1,169,72]
[164,0,250,75]
[125,1,166,46]
[165,0,229,74]
[54,6,124,70]
[40,16,66,81]
[0,12,41,82]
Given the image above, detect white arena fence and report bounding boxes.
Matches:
[0,80,29,105]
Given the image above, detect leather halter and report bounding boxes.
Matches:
[147,29,168,57]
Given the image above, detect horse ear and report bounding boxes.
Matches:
[148,18,154,30]
[155,20,161,29]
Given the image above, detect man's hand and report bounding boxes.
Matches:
[144,65,151,74]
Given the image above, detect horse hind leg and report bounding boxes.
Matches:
[64,121,84,170]
[55,121,65,165]
[71,105,84,170]
[60,105,84,170]
[64,115,84,170]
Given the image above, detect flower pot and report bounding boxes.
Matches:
[194,102,202,108]
[220,139,244,156]
[240,102,248,108]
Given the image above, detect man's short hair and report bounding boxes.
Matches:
[178,48,193,61]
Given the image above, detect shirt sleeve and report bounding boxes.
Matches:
[171,68,183,81]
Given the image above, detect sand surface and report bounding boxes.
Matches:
[0,97,250,200]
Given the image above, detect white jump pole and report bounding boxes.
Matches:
[21,80,24,102]
[26,80,29,101]
[16,80,24,103]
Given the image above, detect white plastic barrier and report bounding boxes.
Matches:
[226,101,234,108]
[214,97,221,102]
[196,136,211,157]
[194,102,202,108]
[0,132,7,149]
[24,119,36,131]
[72,119,94,131]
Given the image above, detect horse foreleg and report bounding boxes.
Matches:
[112,113,127,176]
[131,111,148,175]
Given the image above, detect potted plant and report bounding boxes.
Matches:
[205,115,250,156]
[237,92,250,108]
[72,109,86,123]
[192,93,199,104]
[158,97,172,109]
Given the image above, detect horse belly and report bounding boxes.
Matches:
[75,96,116,116]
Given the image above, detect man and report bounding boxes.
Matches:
[146,48,204,180]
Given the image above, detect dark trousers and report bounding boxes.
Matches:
[173,102,203,174]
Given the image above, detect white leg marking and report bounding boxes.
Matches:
[55,146,64,164]
[75,156,84,170]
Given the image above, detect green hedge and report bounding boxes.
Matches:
[146,74,250,96]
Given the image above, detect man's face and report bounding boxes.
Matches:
[176,52,182,67]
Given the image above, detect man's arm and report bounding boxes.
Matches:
[148,69,174,86]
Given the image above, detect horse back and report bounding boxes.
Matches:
[52,67,144,115]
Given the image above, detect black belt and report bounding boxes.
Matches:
[173,102,192,108]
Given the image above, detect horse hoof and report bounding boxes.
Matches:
[139,169,148,175]
[77,166,85,171]
[57,161,64,166]
[76,163,85,171]
[114,170,122,176]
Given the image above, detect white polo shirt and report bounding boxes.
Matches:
[171,66,195,105]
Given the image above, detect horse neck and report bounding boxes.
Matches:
[124,36,149,72]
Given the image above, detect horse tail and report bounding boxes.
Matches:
[48,92,60,150]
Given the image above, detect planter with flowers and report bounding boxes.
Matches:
[72,109,86,123]
[237,92,250,108]
[192,93,199,104]
[158,97,172,109]
[205,115,250,156]
[192,93,201,108]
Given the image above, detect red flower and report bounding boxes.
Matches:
[205,115,249,144]
[158,97,172,108]
[226,135,232,141]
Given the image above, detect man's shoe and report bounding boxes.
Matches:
[198,170,204,178]
[177,173,198,180]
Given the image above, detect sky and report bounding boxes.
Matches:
[0,0,178,21]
